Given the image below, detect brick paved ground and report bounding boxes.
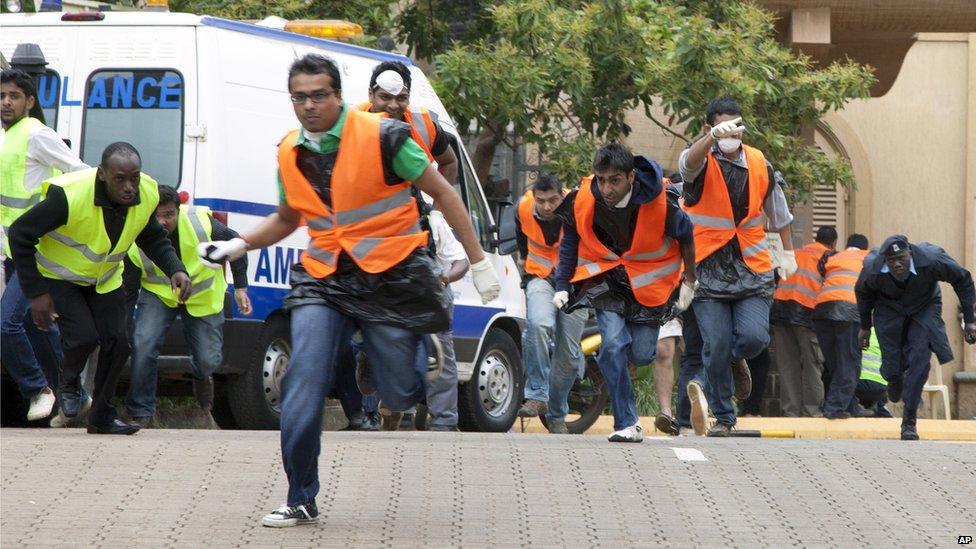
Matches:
[2,429,974,548]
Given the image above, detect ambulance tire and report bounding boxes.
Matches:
[225,316,289,430]
[458,328,522,432]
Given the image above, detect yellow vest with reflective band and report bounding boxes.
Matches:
[35,168,159,293]
[127,205,226,317]
[1,117,61,255]
[860,330,886,386]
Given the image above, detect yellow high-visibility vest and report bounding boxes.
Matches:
[128,204,226,317]
[35,168,158,293]
[1,117,60,255]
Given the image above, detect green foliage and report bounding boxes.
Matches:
[430,0,874,197]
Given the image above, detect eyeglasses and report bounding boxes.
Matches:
[290,89,338,104]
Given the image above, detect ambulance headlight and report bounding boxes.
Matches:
[5,0,23,13]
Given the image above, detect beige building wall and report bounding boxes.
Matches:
[624,33,976,416]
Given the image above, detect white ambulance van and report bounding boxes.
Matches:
[0,11,526,431]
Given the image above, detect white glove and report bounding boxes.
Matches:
[198,238,248,269]
[676,280,697,312]
[470,257,500,304]
[552,291,569,309]
[779,249,798,280]
[709,117,746,139]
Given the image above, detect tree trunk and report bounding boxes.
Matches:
[471,125,504,189]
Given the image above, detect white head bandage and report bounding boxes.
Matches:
[374,70,406,95]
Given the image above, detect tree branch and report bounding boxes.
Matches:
[644,104,691,144]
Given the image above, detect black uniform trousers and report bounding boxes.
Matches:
[882,318,932,420]
[48,278,129,425]
[813,319,861,415]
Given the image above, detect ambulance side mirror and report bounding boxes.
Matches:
[494,202,518,255]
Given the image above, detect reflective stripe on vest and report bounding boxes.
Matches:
[1,117,57,255]
[773,242,829,308]
[860,331,886,385]
[517,189,562,278]
[684,145,771,273]
[571,176,682,307]
[35,168,158,293]
[128,205,227,317]
[815,248,869,307]
[277,109,429,278]
[357,102,438,161]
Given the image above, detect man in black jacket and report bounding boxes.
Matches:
[855,235,976,440]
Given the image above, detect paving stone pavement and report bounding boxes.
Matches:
[1,429,974,548]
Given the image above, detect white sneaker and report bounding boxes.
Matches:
[687,380,709,436]
[608,423,643,443]
[27,387,56,421]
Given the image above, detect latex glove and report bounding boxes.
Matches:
[470,257,500,304]
[779,249,798,280]
[676,280,697,312]
[709,117,746,139]
[552,291,569,309]
[198,238,247,268]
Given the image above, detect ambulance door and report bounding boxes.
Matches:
[68,25,197,193]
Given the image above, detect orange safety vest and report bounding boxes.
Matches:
[358,102,438,161]
[773,241,829,309]
[571,176,682,307]
[517,189,562,278]
[278,109,429,278]
[685,145,771,273]
[815,248,869,306]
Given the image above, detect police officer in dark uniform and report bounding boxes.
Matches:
[855,235,976,440]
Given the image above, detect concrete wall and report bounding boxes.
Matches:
[623,33,976,417]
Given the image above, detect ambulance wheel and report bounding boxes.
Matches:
[226,316,289,430]
[458,328,522,432]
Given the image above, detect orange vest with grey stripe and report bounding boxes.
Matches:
[517,189,562,278]
[815,248,869,306]
[277,110,429,278]
[773,241,829,309]
[684,145,771,273]
[358,102,438,161]
[571,176,682,307]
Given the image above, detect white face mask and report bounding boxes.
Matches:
[718,137,741,154]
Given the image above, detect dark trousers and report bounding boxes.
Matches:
[855,379,888,412]
[740,347,771,415]
[813,319,860,415]
[48,279,129,425]
[881,318,932,420]
[676,307,705,429]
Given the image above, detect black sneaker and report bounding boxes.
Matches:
[900,421,919,441]
[654,413,680,436]
[261,501,319,528]
[887,375,903,403]
[362,412,381,431]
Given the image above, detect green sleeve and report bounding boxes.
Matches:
[392,137,431,182]
[277,169,287,205]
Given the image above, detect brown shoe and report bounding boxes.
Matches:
[687,380,709,436]
[547,420,568,434]
[706,423,733,437]
[517,399,548,418]
[732,359,752,401]
[654,413,679,436]
[379,403,403,431]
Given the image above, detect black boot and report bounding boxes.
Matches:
[886,375,903,403]
[901,412,918,441]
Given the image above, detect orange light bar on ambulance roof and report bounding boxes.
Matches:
[145,0,169,11]
[283,20,363,40]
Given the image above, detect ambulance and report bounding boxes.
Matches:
[0,11,526,431]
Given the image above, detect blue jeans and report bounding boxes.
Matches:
[427,300,459,428]
[693,297,771,426]
[676,307,706,429]
[522,278,587,421]
[125,291,224,418]
[1,270,61,398]
[594,309,659,430]
[282,303,427,506]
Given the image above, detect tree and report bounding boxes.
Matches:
[431,0,875,198]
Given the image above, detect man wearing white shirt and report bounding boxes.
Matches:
[1,68,89,422]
